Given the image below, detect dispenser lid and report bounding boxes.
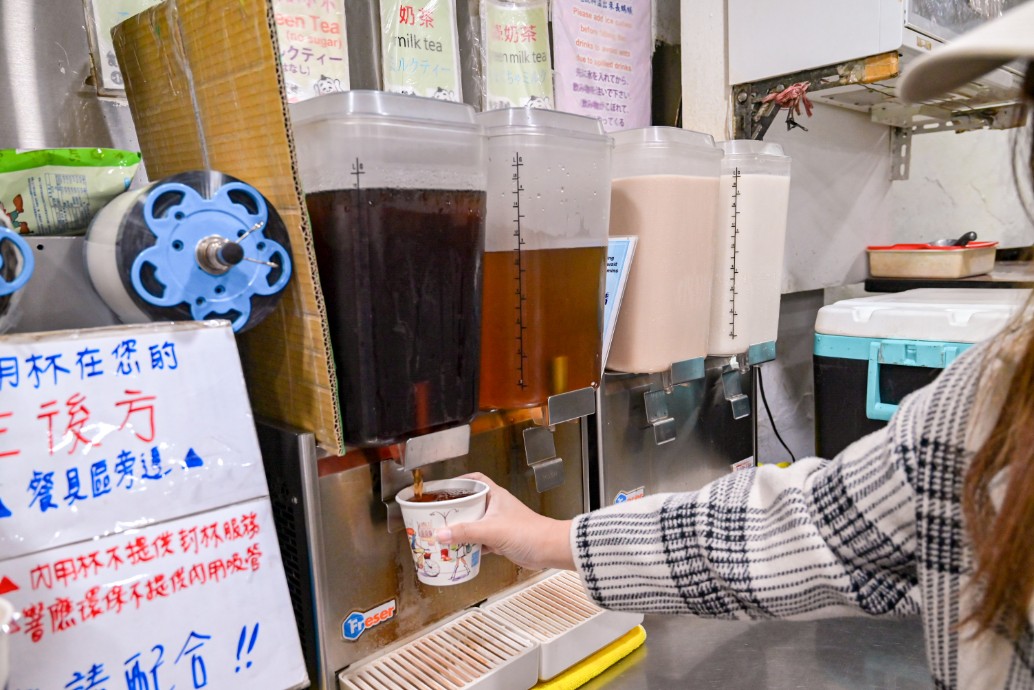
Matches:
[289,90,478,128]
[718,140,789,159]
[612,126,718,153]
[611,126,721,179]
[477,108,607,140]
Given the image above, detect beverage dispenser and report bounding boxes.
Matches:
[476,109,612,411]
[606,127,723,375]
[290,92,487,447]
[708,141,791,358]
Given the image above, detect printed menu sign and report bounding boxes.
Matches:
[274,0,351,103]
[0,322,307,690]
[380,0,463,100]
[603,236,636,369]
[551,0,652,131]
[482,0,554,110]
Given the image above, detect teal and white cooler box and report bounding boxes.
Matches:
[813,288,1029,458]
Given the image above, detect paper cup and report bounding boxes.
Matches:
[396,478,489,587]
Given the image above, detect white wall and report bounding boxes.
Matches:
[889,127,1034,248]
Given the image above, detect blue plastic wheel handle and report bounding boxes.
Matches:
[129,181,292,331]
[0,224,35,297]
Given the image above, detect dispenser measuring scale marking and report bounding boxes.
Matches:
[707,141,792,358]
[511,152,530,392]
[726,167,742,342]
[478,108,612,411]
[85,171,294,333]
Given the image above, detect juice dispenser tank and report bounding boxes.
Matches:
[291,92,487,446]
[708,141,791,356]
[607,127,723,374]
[476,109,612,410]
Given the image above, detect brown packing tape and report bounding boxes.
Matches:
[113,0,343,454]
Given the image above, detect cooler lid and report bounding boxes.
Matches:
[815,288,1030,343]
[289,90,478,128]
[477,108,607,140]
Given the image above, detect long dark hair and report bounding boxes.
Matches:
[963,61,1034,640]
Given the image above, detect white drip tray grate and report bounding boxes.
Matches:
[480,571,643,680]
[338,610,539,690]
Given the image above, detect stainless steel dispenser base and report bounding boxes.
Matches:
[593,361,754,509]
[257,416,588,690]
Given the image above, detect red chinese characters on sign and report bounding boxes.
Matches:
[10,512,264,644]
[494,23,537,43]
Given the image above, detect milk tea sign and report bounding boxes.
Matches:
[0,322,307,690]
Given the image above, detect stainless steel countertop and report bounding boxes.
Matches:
[582,615,933,689]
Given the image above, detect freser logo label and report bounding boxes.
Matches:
[342,599,397,642]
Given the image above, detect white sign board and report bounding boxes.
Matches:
[3,499,306,690]
[0,322,268,559]
[0,322,307,690]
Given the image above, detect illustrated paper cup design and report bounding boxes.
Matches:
[396,479,489,587]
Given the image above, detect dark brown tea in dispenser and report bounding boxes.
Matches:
[476,109,612,410]
[291,92,487,446]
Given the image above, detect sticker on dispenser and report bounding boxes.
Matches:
[731,457,755,472]
[602,236,637,372]
[342,599,397,642]
[613,486,645,504]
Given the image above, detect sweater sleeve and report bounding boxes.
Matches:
[571,390,927,620]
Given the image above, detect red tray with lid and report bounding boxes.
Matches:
[867,241,998,279]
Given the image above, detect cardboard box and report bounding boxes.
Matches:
[113,0,343,453]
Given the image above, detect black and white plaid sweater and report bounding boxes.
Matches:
[571,341,1034,689]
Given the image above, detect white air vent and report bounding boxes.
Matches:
[480,571,643,680]
[338,610,539,690]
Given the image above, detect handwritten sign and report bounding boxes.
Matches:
[552,0,651,131]
[0,322,307,689]
[0,323,268,560]
[3,499,307,690]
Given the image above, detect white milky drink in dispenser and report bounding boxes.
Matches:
[708,141,791,356]
[290,92,487,446]
[477,109,612,409]
[607,128,723,374]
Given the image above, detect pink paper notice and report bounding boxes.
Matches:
[552,0,652,131]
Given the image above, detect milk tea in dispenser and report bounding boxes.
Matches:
[606,128,723,374]
[708,141,791,356]
[476,109,612,410]
[290,92,486,446]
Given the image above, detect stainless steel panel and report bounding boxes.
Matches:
[595,365,754,507]
[581,615,931,689]
[10,236,119,333]
[309,416,586,688]
[0,0,139,151]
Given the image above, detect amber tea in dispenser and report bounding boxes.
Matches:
[291,92,487,446]
[477,109,611,410]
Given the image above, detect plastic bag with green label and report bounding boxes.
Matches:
[0,148,142,236]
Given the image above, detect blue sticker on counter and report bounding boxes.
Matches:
[613,486,645,504]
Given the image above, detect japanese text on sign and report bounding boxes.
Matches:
[552,0,651,130]
[380,0,463,99]
[483,0,554,110]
